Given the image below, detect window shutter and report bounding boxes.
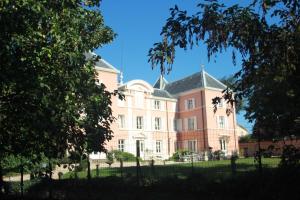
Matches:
[184,118,188,131]
[194,116,197,130]
[225,117,228,129]
[184,100,188,110]
[216,115,219,128]
[192,98,196,109]
[177,119,181,131]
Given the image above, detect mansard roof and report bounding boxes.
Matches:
[160,70,227,95]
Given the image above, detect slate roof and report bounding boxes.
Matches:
[85,52,119,73]
[152,89,174,99]
[153,76,168,89]
[154,70,227,95]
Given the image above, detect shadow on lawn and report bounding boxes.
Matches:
[3,166,300,200]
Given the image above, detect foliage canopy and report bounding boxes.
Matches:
[149,0,300,138]
[0,0,116,179]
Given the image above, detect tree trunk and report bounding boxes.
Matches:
[87,158,91,180]
[0,162,3,195]
[20,163,24,198]
[257,131,262,174]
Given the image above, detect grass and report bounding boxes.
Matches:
[5,157,299,200]
[63,157,280,180]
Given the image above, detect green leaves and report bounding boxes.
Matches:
[149,0,300,137]
[0,0,115,169]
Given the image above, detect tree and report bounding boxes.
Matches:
[219,75,245,114]
[149,0,300,139]
[0,0,116,191]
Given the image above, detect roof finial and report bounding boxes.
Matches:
[159,74,163,89]
[119,71,123,85]
[201,63,205,72]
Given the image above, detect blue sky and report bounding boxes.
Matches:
[96,0,253,132]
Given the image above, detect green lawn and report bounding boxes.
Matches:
[63,157,280,180]
[6,157,298,200]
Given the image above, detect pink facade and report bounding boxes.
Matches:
[90,56,239,160]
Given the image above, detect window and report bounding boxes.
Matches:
[218,99,224,108]
[154,100,160,110]
[218,116,225,128]
[188,117,195,130]
[188,140,197,152]
[155,117,161,130]
[118,139,125,152]
[185,98,195,110]
[156,140,162,153]
[136,116,143,129]
[173,119,177,131]
[220,139,227,151]
[118,115,125,128]
[174,119,182,131]
[188,99,194,110]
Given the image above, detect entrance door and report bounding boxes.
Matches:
[136,140,145,159]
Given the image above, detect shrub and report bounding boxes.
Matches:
[171,150,190,161]
[112,150,136,162]
[279,145,300,169]
[213,150,225,160]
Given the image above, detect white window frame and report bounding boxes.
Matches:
[154,100,161,110]
[188,117,195,130]
[156,140,162,153]
[218,116,225,129]
[186,98,195,110]
[118,139,125,152]
[188,140,197,152]
[220,139,227,151]
[136,116,143,129]
[118,115,125,129]
[154,117,161,130]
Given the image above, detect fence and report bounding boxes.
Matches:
[3,140,297,197]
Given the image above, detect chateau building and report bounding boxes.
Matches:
[89,54,239,160]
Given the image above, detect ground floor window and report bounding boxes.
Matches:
[188,140,197,152]
[118,139,125,152]
[156,140,162,153]
[220,139,227,151]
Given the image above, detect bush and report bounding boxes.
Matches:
[213,150,225,160]
[112,150,136,162]
[279,145,300,169]
[171,150,190,161]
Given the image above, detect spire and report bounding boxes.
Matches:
[119,71,123,85]
[159,75,163,89]
[153,75,168,89]
[201,63,205,72]
[200,63,206,87]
